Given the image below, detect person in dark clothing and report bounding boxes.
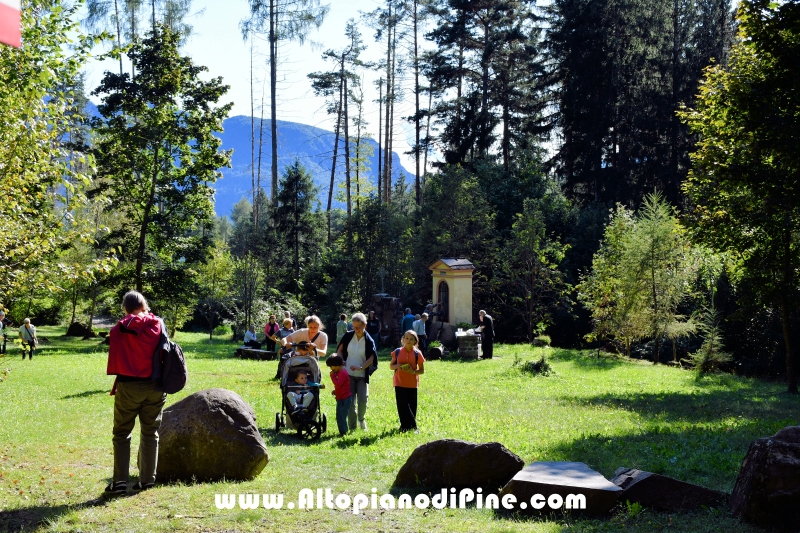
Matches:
[477,310,495,359]
[401,308,415,336]
[366,310,381,349]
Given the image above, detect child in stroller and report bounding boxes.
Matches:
[286,370,319,413]
[275,343,328,440]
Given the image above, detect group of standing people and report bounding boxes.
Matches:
[328,311,425,435]
[268,310,426,435]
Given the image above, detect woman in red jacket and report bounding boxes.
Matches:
[105,291,165,494]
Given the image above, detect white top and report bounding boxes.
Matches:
[285,328,328,356]
[19,324,36,341]
[412,319,426,337]
[244,330,258,343]
[345,333,368,378]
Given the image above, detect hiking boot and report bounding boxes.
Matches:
[133,481,155,491]
[358,420,367,431]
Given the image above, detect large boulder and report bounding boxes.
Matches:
[500,461,622,515]
[729,426,800,531]
[393,439,524,491]
[611,467,726,511]
[157,388,269,482]
[65,322,93,337]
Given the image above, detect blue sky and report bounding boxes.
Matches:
[82,0,424,171]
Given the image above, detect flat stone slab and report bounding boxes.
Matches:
[235,348,277,360]
[611,467,727,511]
[501,461,622,515]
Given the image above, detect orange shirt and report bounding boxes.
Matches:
[392,346,425,388]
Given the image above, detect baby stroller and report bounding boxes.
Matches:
[275,342,327,440]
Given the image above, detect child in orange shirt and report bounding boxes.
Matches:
[390,330,425,432]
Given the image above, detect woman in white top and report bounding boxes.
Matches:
[280,315,328,357]
[335,313,376,431]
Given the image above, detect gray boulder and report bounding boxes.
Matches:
[157,388,269,481]
[611,467,726,511]
[393,439,524,491]
[500,461,622,515]
[730,426,800,531]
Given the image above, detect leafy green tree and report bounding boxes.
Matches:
[197,241,235,340]
[274,161,325,292]
[495,198,569,342]
[578,205,648,356]
[623,193,697,363]
[580,194,696,360]
[91,25,232,296]
[679,0,800,392]
[543,0,733,205]
[688,307,731,373]
[0,0,115,307]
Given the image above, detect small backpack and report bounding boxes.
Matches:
[152,320,187,394]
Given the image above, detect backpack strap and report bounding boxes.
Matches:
[393,347,419,369]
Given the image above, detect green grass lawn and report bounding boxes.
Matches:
[0,327,797,532]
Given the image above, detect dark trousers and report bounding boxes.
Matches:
[244,340,262,349]
[21,341,35,359]
[395,386,418,430]
[265,339,276,351]
[482,336,493,359]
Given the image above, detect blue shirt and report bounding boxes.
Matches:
[401,314,415,333]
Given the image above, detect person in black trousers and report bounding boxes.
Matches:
[478,310,495,359]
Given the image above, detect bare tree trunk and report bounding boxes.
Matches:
[270,0,279,204]
[413,0,420,205]
[387,24,396,201]
[114,0,123,75]
[326,73,343,241]
[250,42,256,228]
[422,89,432,205]
[780,226,798,393]
[88,282,98,332]
[377,77,382,202]
[382,6,393,203]
[343,73,351,217]
[256,78,266,229]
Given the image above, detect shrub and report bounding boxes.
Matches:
[687,308,731,374]
[514,355,554,376]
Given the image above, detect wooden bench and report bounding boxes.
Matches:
[234,348,277,360]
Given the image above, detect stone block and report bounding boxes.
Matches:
[500,461,622,515]
[611,467,726,511]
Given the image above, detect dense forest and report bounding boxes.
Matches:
[1,0,798,392]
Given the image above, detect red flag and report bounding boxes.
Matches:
[0,0,20,48]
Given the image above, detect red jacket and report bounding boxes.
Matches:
[330,369,352,400]
[107,313,162,378]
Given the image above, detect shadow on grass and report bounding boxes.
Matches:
[0,494,110,531]
[61,389,108,400]
[548,387,799,492]
[334,428,399,447]
[558,387,799,424]
[548,348,626,370]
